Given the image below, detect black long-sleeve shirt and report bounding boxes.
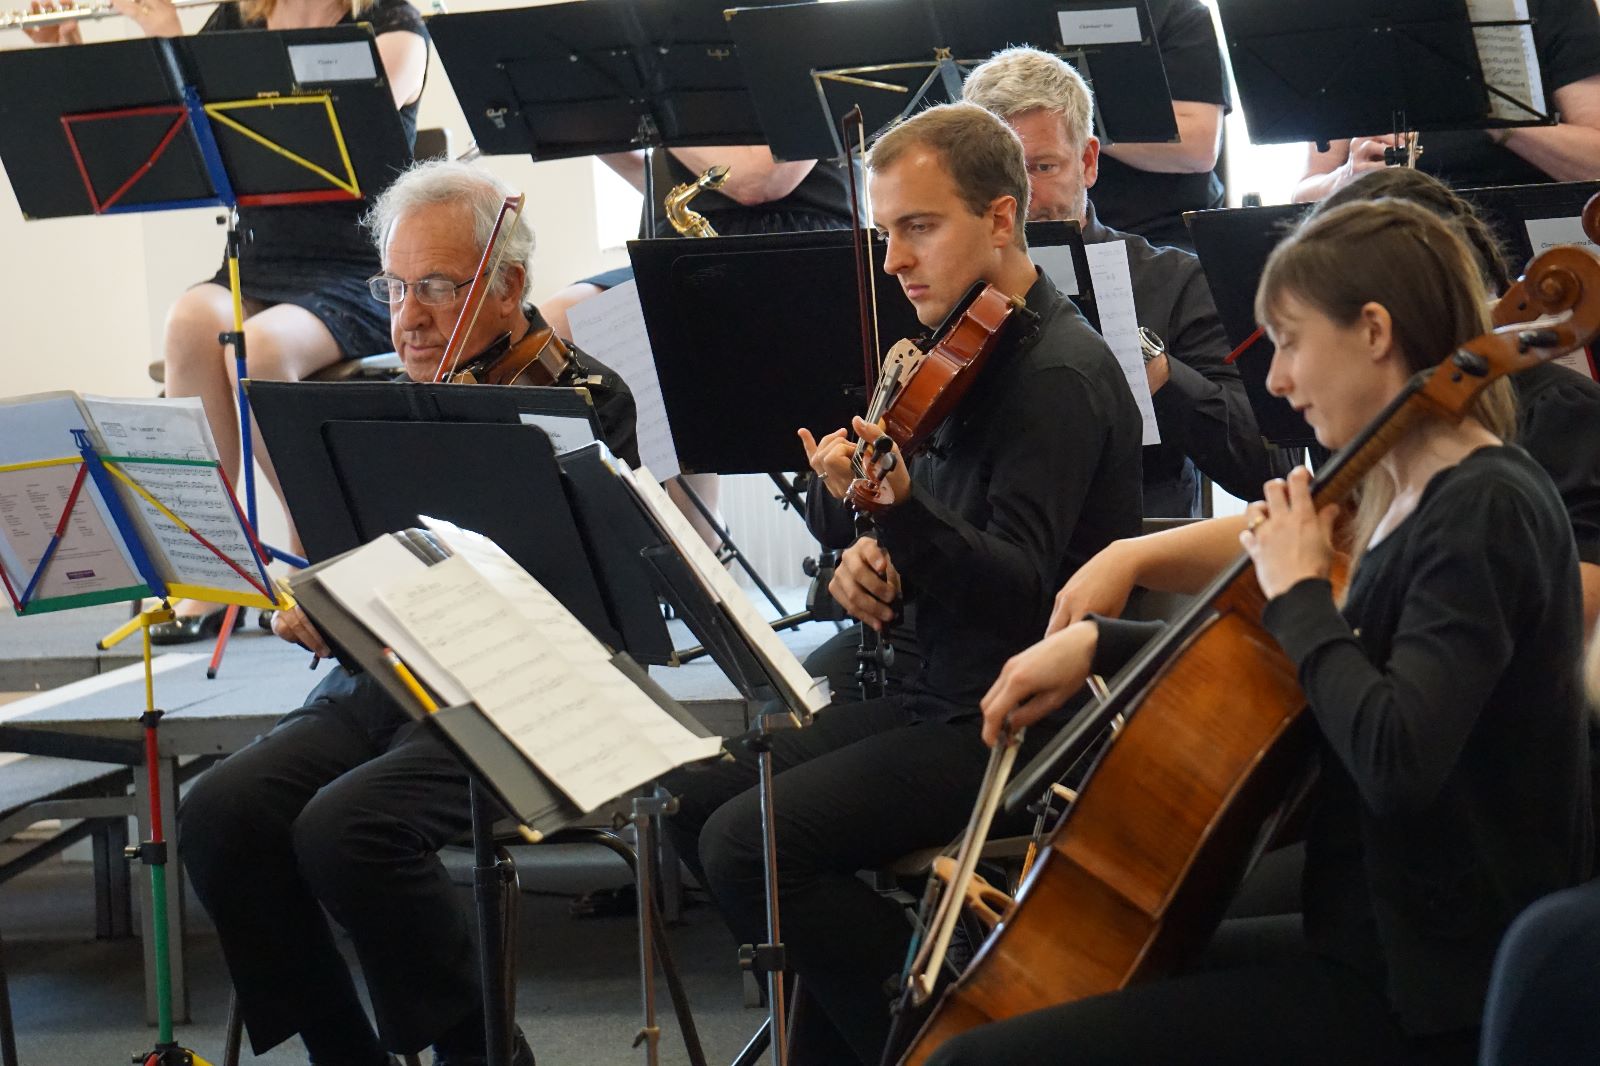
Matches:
[812,271,1144,717]
[1084,204,1280,514]
[1091,446,1590,1034]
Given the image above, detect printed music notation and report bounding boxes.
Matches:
[372,540,720,812]
[0,391,272,610]
[566,279,682,479]
[1083,241,1161,446]
[82,394,270,598]
[616,462,830,715]
[1468,0,1545,123]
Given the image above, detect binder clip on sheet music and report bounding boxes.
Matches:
[0,391,281,617]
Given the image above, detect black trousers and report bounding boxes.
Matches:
[922,916,1478,1066]
[179,667,480,1056]
[663,696,1054,1065]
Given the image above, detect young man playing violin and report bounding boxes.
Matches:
[177,161,637,1066]
[663,102,1143,1064]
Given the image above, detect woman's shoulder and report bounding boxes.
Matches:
[360,0,426,37]
[1419,445,1569,545]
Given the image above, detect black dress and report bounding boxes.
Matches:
[199,0,428,360]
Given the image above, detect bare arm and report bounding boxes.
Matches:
[598,150,649,193]
[1101,100,1223,174]
[1497,75,1600,183]
[1291,136,1407,203]
[1048,513,1247,632]
[376,29,427,109]
[667,146,817,206]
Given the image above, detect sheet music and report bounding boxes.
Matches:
[0,393,144,606]
[375,553,722,812]
[616,462,829,714]
[0,460,143,603]
[312,534,472,708]
[566,280,682,479]
[1083,241,1160,445]
[1468,0,1545,122]
[418,514,611,665]
[81,395,268,598]
[516,413,596,455]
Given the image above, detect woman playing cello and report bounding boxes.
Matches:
[938,199,1593,1066]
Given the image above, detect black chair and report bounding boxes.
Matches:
[1480,876,1600,1065]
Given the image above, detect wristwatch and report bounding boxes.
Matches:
[1138,327,1167,366]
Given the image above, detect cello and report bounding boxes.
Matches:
[892,217,1600,1065]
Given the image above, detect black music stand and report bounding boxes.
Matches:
[626,220,1096,475]
[427,0,802,160]
[290,524,714,1066]
[725,0,1177,162]
[1186,177,1600,448]
[251,380,676,663]
[0,26,406,217]
[1462,180,1600,275]
[1185,203,1314,448]
[1215,0,1553,148]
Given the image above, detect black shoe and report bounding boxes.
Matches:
[432,1028,535,1066]
[147,605,245,645]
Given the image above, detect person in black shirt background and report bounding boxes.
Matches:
[662,102,1142,1065]
[1090,0,1233,250]
[934,199,1591,1066]
[964,44,1279,516]
[1294,0,1600,200]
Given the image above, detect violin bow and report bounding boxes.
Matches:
[431,192,527,383]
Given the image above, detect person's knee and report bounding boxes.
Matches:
[162,288,231,372]
[290,786,426,905]
[697,797,765,899]
[179,759,274,876]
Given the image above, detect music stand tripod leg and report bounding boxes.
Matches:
[469,783,517,1066]
[114,608,211,1065]
[734,712,793,1066]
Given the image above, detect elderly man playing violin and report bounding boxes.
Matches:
[176,160,636,1066]
[662,102,1143,1065]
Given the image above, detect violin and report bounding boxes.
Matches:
[442,324,571,387]
[846,281,1030,512]
[891,218,1600,1066]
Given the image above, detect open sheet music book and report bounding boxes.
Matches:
[0,391,276,615]
[291,517,724,825]
[611,460,831,717]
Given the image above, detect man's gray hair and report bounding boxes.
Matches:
[362,159,535,301]
[962,46,1094,152]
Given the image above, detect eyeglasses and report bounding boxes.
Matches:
[367,274,474,306]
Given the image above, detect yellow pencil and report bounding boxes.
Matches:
[382,646,439,714]
[383,646,542,845]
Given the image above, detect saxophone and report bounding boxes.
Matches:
[663,164,730,238]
